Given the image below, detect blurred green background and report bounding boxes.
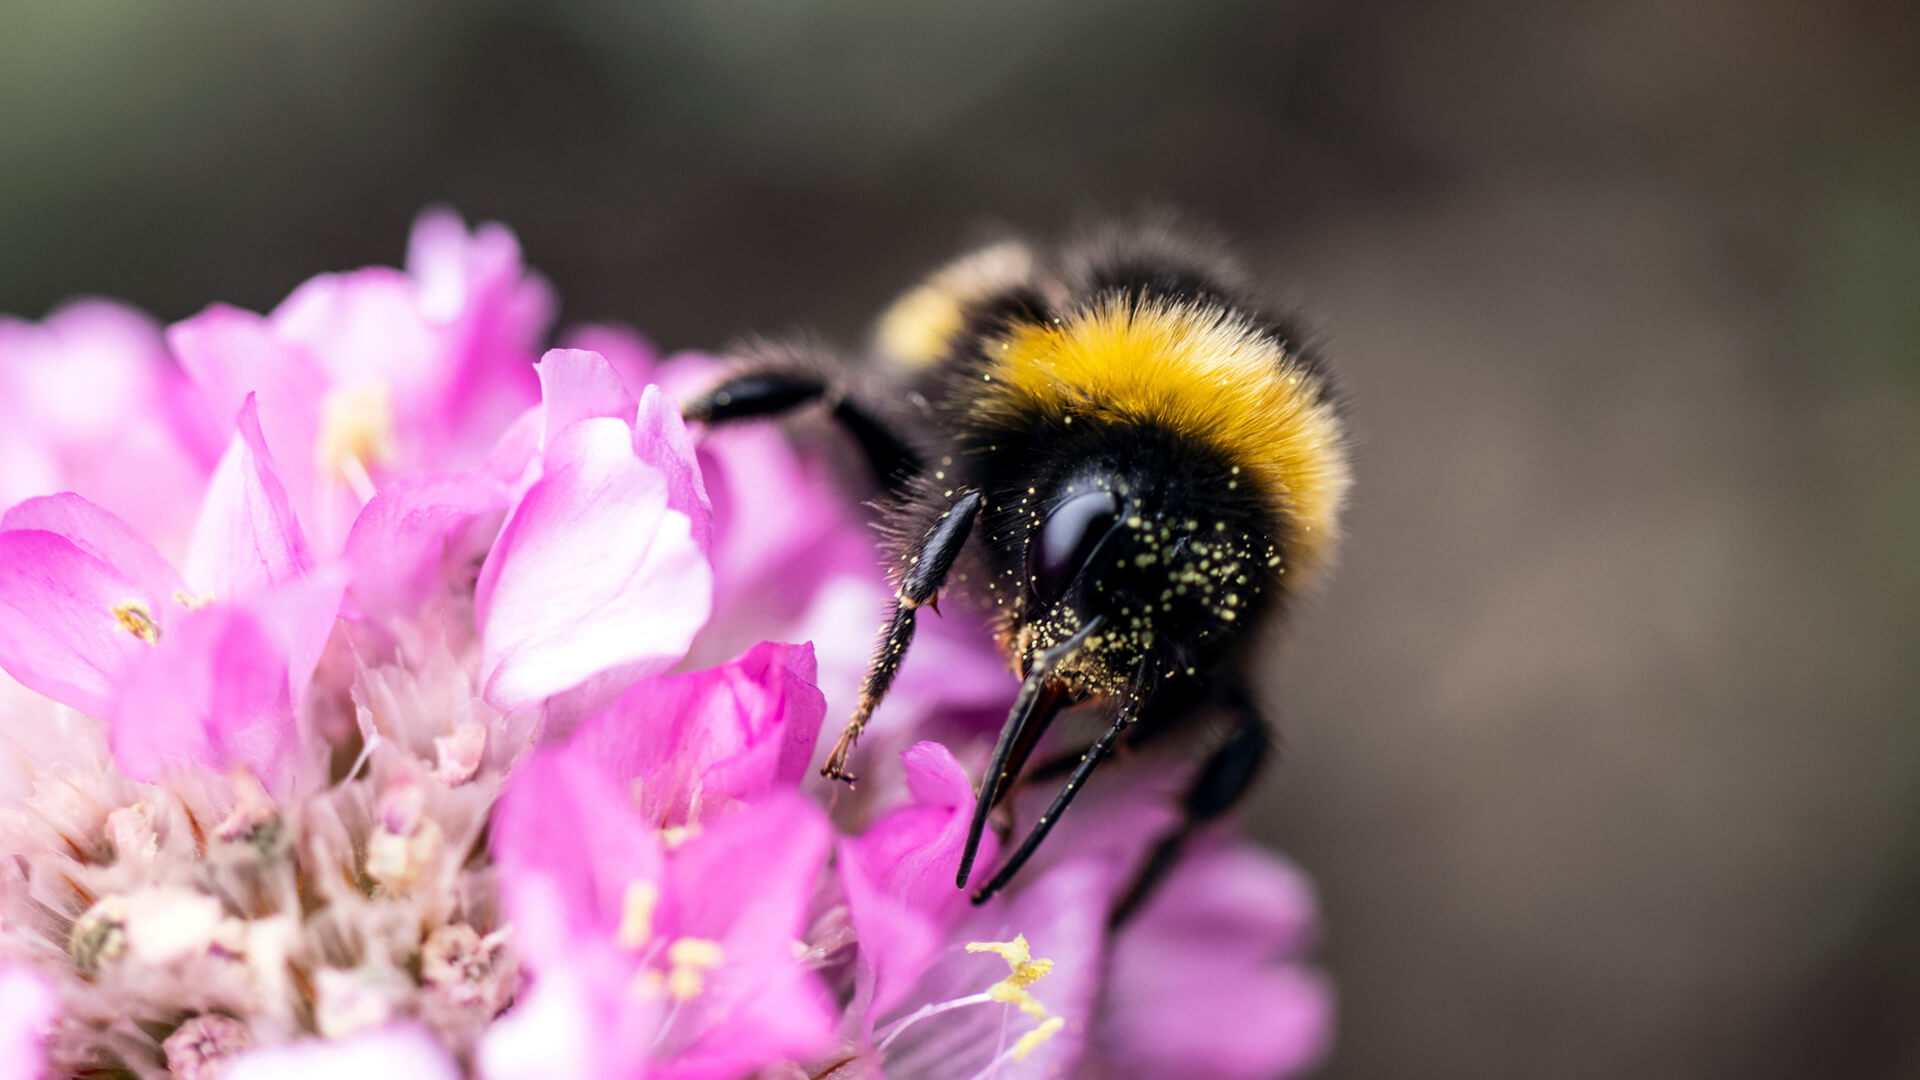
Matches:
[4,2,1917,1076]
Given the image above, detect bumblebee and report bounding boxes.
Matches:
[684,219,1350,917]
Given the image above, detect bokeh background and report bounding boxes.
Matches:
[4,2,1917,1077]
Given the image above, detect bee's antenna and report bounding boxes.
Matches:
[956,616,1106,890]
[969,679,1143,906]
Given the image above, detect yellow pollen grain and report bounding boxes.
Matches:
[1012,1017,1065,1061]
[317,383,398,479]
[616,881,659,950]
[112,600,160,644]
[172,589,215,611]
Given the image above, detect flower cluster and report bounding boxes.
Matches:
[0,210,1331,1079]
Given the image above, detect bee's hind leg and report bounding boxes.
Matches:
[683,363,921,494]
[1108,679,1271,929]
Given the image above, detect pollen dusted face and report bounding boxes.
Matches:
[1001,465,1280,698]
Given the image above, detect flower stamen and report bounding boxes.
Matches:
[112,599,160,643]
[616,881,660,950]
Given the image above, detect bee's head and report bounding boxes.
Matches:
[1009,442,1281,695]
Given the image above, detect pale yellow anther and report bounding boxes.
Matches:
[1011,1017,1064,1062]
[173,589,215,611]
[666,937,724,969]
[987,980,1049,1020]
[112,600,160,644]
[966,933,1055,994]
[663,936,725,1000]
[616,881,659,950]
[317,383,398,479]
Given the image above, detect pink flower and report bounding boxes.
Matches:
[0,394,339,792]
[169,209,554,553]
[486,750,836,1079]
[0,299,218,560]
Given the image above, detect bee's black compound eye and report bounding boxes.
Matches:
[1027,489,1121,606]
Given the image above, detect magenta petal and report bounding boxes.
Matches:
[841,742,1000,1017]
[225,1024,461,1080]
[1092,838,1333,1079]
[491,747,665,961]
[1,492,186,599]
[0,500,187,716]
[475,416,713,713]
[184,394,314,600]
[569,640,826,824]
[536,348,636,450]
[879,857,1116,1080]
[658,792,837,1078]
[344,472,510,621]
[107,603,303,795]
[0,964,56,1079]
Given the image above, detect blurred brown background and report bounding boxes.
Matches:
[3,2,1916,1077]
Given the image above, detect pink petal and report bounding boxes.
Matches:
[475,416,712,713]
[878,858,1116,1080]
[184,394,314,600]
[168,305,325,520]
[568,640,826,825]
[2,492,185,601]
[108,602,305,796]
[343,472,510,621]
[536,348,636,450]
[841,742,1000,1017]
[225,1024,461,1080]
[562,323,660,393]
[0,301,219,554]
[1090,837,1332,1078]
[658,792,837,1079]
[634,384,712,556]
[0,496,188,715]
[491,747,665,960]
[0,964,57,1079]
[272,268,444,408]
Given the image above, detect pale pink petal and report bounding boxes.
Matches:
[108,603,302,796]
[224,1024,461,1080]
[475,416,712,713]
[0,964,57,1079]
[0,501,186,716]
[562,323,660,393]
[0,301,219,554]
[536,348,635,450]
[841,742,1000,1018]
[343,472,510,621]
[184,394,313,600]
[569,640,825,825]
[168,305,325,518]
[475,963,603,1080]
[272,268,444,407]
[634,384,713,556]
